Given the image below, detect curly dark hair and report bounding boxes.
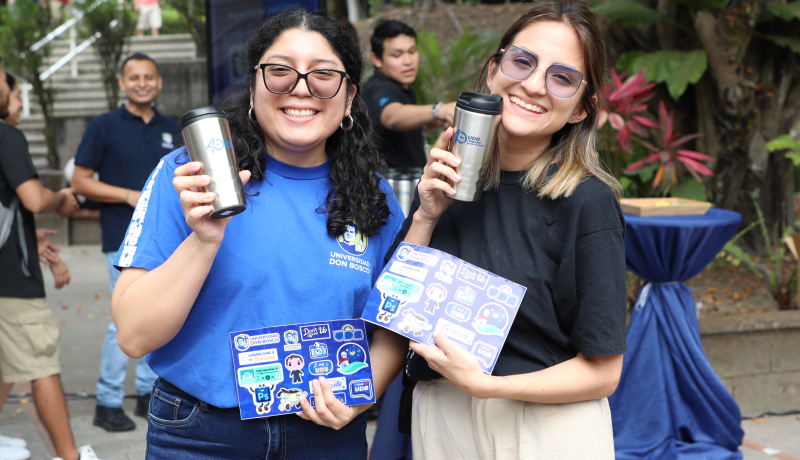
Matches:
[219,8,390,238]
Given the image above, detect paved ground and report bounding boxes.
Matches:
[0,245,795,459]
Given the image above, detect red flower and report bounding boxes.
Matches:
[624,101,714,188]
[598,70,657,153]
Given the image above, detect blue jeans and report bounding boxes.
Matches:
[146,378,368,459]
[96,251,158,407]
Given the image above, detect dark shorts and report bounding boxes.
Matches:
[146,378,368,460]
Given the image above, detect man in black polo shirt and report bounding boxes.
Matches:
[72,52,181,432]
[363,20,456,170]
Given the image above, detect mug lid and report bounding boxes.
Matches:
[456,92,503,115]
[180,106,224,128]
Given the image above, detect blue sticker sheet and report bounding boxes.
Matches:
[229,319,376,420]
[361,243,527,374]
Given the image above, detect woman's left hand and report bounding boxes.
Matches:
[297,377,371,430]
[409,332,494,399]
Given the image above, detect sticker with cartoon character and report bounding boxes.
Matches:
[276,388,309,411]
[424,284,447,314]
[374,272,424,323]
[285,354,305,384]
[472,303,509,336]
[397,309,433,337]
[247,383,275,414]
[336,343,369,375]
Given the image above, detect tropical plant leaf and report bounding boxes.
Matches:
[666,50,708,99]
[766,1,800,21]
[786,152,800,165]
[672,0,730,14]
[594,0,685,29]
[615,51,648,73]
[762,34,800,54]
[671,178,707,201]
[629,50,707,99]
[765,134,800,151]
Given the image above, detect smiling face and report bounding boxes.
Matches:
[488,21,588,147]
[251,28,354,165]
[119,59,162,106]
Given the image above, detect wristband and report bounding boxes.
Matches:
[432,101,444,121]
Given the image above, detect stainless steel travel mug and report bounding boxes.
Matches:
[180,107,246,219]
[397,173,413,217]
[446,92,503,202]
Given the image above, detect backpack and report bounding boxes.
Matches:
[0,196,31,277]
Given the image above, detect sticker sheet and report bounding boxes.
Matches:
[361,243,527,374]
[229,319,376,420]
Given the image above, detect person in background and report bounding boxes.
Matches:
[71,53,180,433]
[0,59,101,460]
[134,0,161,37]
[363,20,456,170]
[4,73,72,290]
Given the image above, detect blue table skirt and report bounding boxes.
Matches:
[610,208,744,460]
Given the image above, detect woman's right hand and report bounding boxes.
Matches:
[172,162,251,245]
[416,127,461,224]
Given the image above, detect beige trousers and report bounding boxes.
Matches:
[412,378,615,460]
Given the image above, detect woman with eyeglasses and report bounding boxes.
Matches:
[381,2,628,459]
[110,9,407,459]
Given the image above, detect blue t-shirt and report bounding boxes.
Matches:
[74,105,181,253]
[115,149,405,408]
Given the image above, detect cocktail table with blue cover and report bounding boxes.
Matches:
[609,208,744,460]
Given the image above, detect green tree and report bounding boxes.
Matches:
[163,0,205,57]
[78,0,136,110]
[413,28,501,105]
[596,0,800,252]
[0,0,59,168]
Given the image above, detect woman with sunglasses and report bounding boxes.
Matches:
[110,9,407,459]
[383,1,628,459]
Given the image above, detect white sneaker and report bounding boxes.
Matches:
[0,444,31,460]
[0,431,26,449]
[77,445,101,460]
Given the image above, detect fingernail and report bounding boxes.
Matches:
[450,188,456,195]
[454,159,461,165]
[204,193,214,200]
[454,173,461,181]
[320,377,327,384]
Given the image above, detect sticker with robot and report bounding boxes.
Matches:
[361,243,527,373]
[229,319,375,420]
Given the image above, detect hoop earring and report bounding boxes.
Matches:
[248,107,257,123]
[340,114,354,132]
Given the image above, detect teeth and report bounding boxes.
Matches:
[284,108,317,117]
[510,96,546,114]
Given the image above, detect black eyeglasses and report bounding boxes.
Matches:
[253,63,349,99]
[500,46,587,98]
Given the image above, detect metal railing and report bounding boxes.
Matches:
[19,0,111,118]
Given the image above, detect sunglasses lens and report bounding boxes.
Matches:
[501,47,537,81]
[546,65,583,98]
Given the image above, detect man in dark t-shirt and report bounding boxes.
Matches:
[0,57,99,460]
[363,20,457,170]
[72,53,181,432]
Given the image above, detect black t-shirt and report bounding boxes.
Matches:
[362,71,426,170]
[74,105,181,253]
[0,122,45,298]
[395,168,628,379]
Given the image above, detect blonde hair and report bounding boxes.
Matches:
[476,0,622,200]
